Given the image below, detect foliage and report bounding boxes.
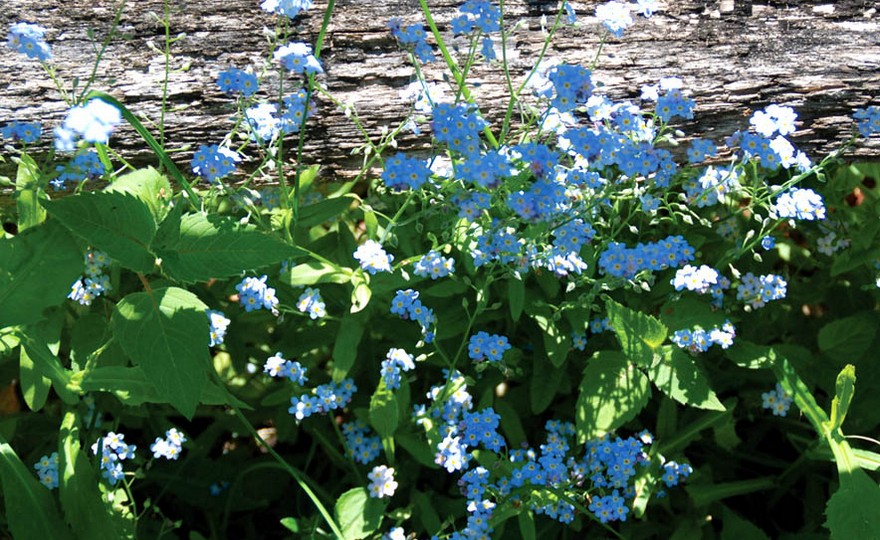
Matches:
[1,0,879,538]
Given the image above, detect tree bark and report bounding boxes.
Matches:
[2,0,879,186]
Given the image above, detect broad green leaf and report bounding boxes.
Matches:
[830,244,880,276]
[19,333,77,405]
[297,195,357,229]
[43,192,157,273]
[659,296,730,332]
[396,431,439,469]
[721,507,770,540]
[16,154,46,231]
[508,277,524,322]
[0,220,83,328]
[576,351,650,443]
[517,510,536,540]
[606,298,667,368]
[370,380,399,460]
[59,411,127,540]
[332,314,366,380]
[825,467,880,539]
[530,353,563,414]
[104,166,170,220]
[362,205,379,239]
[280,517,299,532]
[532,312,568,368]
[79,366,250,409]
[413,491,442,535]
[817,314,876,360]
[725,341,775,370]
[648,347,725,411]
[351,271,372,313]
[686,477,775,507]
[112,287,210,418]
[334,487,385,540]
[19,346,50,411]
[156,213,300,283]
[284,260,352,287]
[829,364,856,432]
[494,398,527,448]
[0,435,70,539]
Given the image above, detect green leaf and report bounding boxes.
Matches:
[79,366,250,409]
[413,491,442,535]
[531,312,568,368]
[284,260,352,287]
[333,487,385,540]
[725,341,775,370]
[297,195,357,229]
[332,314,366,380]
[825,467,880,539]
[508,277,524,322]
[350,271,372,313]
[19,333,77,405]
[0,220,83,328]
[576,351,650,443]
[829,364,856,432]
[494,398,527,448]
[156,213,300,283]
[721,507,770,540]
[648,347,725,411]
[818,314,877,360]
[606,298,667,368]
[43,192,157,273]
[530,353,563,414]
[16,154,46,231]
[111,287,210,418]
[0,435,70,539]
[686,477,775,507]
[59,411,128,540]
[20,346,50,411]
[279,517,299,533]
[370,379,399,460]
[104,166,170,220]
[517,510,536,540]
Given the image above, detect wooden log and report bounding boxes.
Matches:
[1,0,878,188]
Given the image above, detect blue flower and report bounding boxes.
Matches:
[207,309,230,346]
[773,188,826,221]
[854,106,880,138]
[595,2,633,38]
[296,287,327,319]
[274,42,323,75]
[354,240,394,274]
[54,99,121,151]
[8,22,51,61]
[260,0,313,18]
[216,67,259,97]
[1,121,41,144]
[413,250,455,279]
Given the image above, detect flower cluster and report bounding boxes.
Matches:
[7,22,52,62]
[354,240,394,274]
[274,42,323,75]
[260,0,313,19]
[774,188,826,221]
[191,144,241,183]
[854,106,880,138]
[599,235,695,280]
[380,348,416,390]
[762,383,793,417]
[207,309,230,346]
[1,121,41,144]
[390,289,436,341]
[342,420,382,464]
[467,331,511,362]
[246,89,315,141]
[368,465,397,498]
[68,249,112,306]
[33,452,59,489]
[413,250,455,279]
[381,153,432,191]
[672,264,730,305]
[296,287,327,319]
[388,18,434,63]
[54,99,122,152]
[263,352,308,385]
[736,272,787,310]
[150,428,186,460]
[288,379,357,421]
[660,460,694,488]
[236,275,279,314]
[92,432,136,486]
[53,150,106,190]
[216,67,258,97]
[671,321,736,353]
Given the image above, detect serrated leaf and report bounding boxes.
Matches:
[829,364,856,432]
[576,351,651,443]
[59,411,127,540]
[818,314,876,360]
[156,213,300,283]
[825,467,880,539]
[284,260,352,287]
[0,436,70,539]
[112,287,210,418]
[104,166,170,220]
[606,298,667,368]
[43,191,157,273]
[334,487,385,540]
[79,366,250,409]
[0,220,83,328]
[648,347,725,411]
